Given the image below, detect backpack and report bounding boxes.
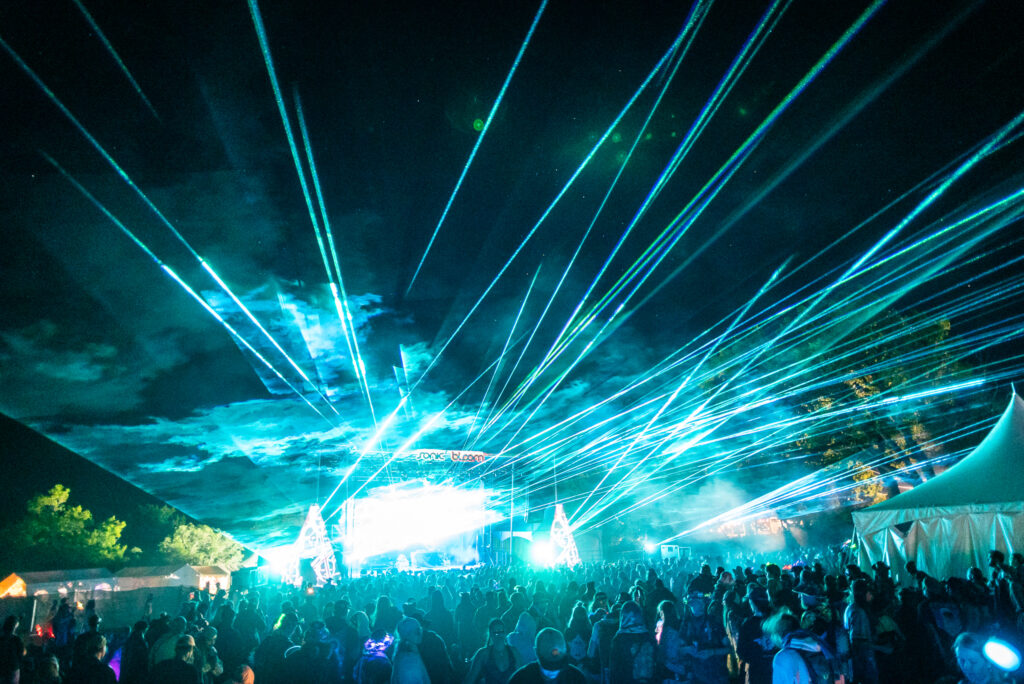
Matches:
[630,638,657,683]
[567,633,588,663]
[796,648,844,684]
[787,632,844,684]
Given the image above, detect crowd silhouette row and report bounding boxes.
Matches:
[2,546,1023,684]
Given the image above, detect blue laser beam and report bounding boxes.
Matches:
[406,0,549,294]
[69,0,159,119]
[3,35,337,416]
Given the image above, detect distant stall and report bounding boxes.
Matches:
[114,564,231,592]
[0,574,26,598]
[12,568,117,598]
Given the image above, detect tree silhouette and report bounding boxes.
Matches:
[6,484,126,569]
[158,522,244,570]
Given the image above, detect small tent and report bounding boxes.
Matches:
[852,391,1024,582]
[0,573,27,598]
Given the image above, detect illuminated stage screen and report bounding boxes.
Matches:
[337,451,505,570]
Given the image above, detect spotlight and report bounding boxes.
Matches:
[530,541,556,567]
[644,542,658,553]
[260,545,299,576]
[983,637,1021,672]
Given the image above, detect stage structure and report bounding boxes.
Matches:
[551,503,581,567]
[329,449,508,575]
[283,504,338,586]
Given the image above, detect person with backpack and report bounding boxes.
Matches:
[587,600,620,683]
[609,602,658,684]
[843,580,877,684]
[764,612,844,684]
[563,604,592,670]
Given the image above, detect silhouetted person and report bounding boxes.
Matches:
[119,620,150,684]
[501,594,528,633]
[456,591,479,656]
[687,564,716,595]
[355,631,393,684]
[0,616,24,684]
[284,622,341,684]
[609,601,657,684]
[254,612,300,684]
[463,618,522,684]
[151,616,188,668]
[36,654,63,684]
[66,632,116,684]
[53,598,77,668]
[214,605,246,674]
[392,617,429,684]
[194,626,223,684]
[72,614,101,669]
[425,590,456,652]
[373,597,403,634]
[845,579,879,684]
[150,635,201,684]
[508,628,586,684]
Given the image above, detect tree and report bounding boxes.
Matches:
[159,523,244,571]
[123,504,186,564]
[695,306,997,505]
[7,484,126,569]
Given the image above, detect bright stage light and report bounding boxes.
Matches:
[984,637,1022,672]
[644,541,658,553]
[342,481,503,561]
[530,540,556,567]
[260,545,299,576]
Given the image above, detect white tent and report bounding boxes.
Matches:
[114,564,231,591]
[852,391,1024,582]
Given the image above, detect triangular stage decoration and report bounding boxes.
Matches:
[550,503,581,568]
[284,503,338,586]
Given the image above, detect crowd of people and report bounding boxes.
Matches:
[2,546,1024,684]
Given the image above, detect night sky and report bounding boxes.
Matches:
[1,0,1023,551]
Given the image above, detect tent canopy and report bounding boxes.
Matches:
[852,391,1024,580]
[866,391,1024,515]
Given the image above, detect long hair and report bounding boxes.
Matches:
[566,602,591,641]
[374,595,393,621]
[657,600,680,632]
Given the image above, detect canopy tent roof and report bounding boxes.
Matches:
[852,390,1024,582]
[863,391,1024,515]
